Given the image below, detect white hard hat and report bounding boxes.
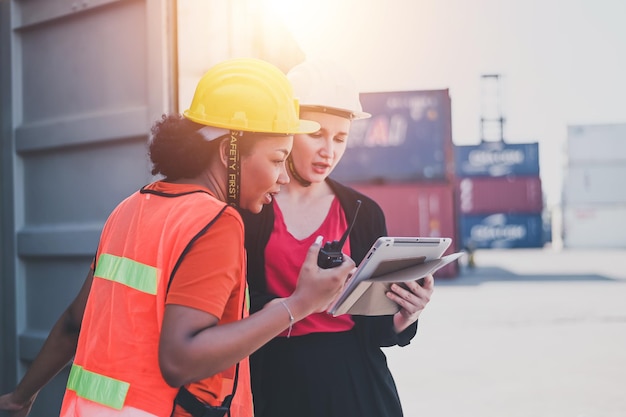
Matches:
[287,60,371,120]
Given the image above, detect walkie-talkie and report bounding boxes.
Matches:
[317,200,362,269]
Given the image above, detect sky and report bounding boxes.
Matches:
[261,0,626,208]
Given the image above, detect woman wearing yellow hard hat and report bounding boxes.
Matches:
[241,60,434,417]
[0,58,355,417]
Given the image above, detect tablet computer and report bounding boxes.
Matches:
[327,236,456,316]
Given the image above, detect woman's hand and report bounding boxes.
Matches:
[0,392,36,417]
[386,274,434,333]
[290,236,356,316]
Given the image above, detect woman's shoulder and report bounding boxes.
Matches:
[327,178,383,211]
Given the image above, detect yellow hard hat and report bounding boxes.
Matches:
[184,58,320,135]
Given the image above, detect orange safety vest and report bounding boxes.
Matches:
[60,183,252,417]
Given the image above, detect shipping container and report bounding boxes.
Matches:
[347,182,459,277]
[455,141,540,177]
[457,176,543,214]
[567,123,626,163]
[563,163,626,205]
[331,89,454,183]
[562,204,626,248]
[459,213,544,249]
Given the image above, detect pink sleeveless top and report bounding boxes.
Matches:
[265,197,354,337]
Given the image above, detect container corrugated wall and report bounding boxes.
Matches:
[566,124,626,163]
[332,89,454,183]
[459,213,544,249]
[563,205,626,248]
[1,2,172,415]
[454,141,544,249]
[454,142,540,177]
[563,164,626,205]
[349,182,459,278]
[563,123,626,248]
[457,176,543,214]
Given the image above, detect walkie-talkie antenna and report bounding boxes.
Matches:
[318,199,362,268]
[336,199,361,250]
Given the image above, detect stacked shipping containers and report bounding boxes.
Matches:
[331,89,459,277]
[454,141,545,249]
[562,124,626,248]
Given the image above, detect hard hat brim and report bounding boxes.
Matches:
[351,110,372,120]
[297,119,323,134]
[183,111,321,135]
[300,105,372,121]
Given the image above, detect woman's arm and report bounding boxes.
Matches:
[0,269,93,416]
[158,236,354,387]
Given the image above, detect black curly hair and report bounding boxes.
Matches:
[149,114,219,180]
[149,114,276,181]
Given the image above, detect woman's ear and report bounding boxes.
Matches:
[218,136,230,168]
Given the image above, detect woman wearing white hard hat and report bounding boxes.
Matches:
[241,60,434,417]
[0,58,355,417]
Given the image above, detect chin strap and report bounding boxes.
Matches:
[226,132,242,207]
[287,154,311,187]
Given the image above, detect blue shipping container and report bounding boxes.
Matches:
[459,213,544,249]
[455,142,540,177]
[331,89,453,183]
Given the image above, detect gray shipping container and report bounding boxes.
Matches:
[567,123,626,163]
[2,4,168,415]
[563,163,626,205]
[0,1,302,415]
[563,204,626,248]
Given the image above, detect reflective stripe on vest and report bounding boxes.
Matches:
[74,253,157,410]
[95,254,158,295]
[67,364,130,410]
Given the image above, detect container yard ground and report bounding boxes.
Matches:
[385,247,626,417]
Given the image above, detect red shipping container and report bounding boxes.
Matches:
[349,181,459,278]
[456,176,543,215]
